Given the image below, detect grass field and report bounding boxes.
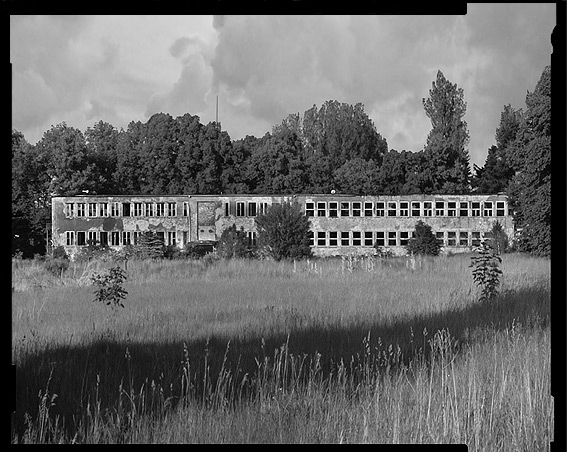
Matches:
[11,253,552,446]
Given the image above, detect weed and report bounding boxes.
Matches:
[91,266,128,309]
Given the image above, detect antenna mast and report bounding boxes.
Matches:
[216,94,219,125]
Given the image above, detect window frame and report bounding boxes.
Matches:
[411,202,421,217]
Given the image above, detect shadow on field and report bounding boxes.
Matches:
[13,283,549,440]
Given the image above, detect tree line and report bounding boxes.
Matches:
[12,67,551,257]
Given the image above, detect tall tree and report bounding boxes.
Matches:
[507,65,551,256]
[422,70,471,193]
[333,158,381,195]
[12,131,50,256]
[35,122,97,196]
[85,120,120,194]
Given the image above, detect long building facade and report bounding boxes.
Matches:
[51,193,514,258]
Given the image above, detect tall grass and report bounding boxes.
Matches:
[12,253,552,446]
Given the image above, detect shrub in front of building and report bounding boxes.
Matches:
[405,220,443,256]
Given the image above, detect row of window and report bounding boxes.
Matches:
[305,201,507,218]
[64,230,258,247]
[64,202,187,218]
[309,230,491,247]
[65,230,183,247]
[63,199,509,219]
[224,202,269,217]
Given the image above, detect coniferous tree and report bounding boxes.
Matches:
[506,65,551,257]
[422,70,471,193]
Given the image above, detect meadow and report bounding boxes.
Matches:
[12,252,553,446]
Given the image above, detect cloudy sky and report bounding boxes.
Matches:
[11,8,555,168]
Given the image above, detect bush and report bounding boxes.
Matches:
[255,201,312,261]
[43,257,69,277]
[405,220,442,256]
[217,224,251,259]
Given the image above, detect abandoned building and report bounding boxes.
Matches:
[51,194,514,258]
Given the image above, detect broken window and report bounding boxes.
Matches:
[88,203,97,217]
[155,203,165,217]
[352,202,361,217]
[168,202,177,217]
[459,231,469,246]
[472,231,481,246]
[111,231,120,246]
[435,201,445,216]
[471,202,481,217]
[244,231,256,247]
[447,202,457,217]
[236,202,245,217]
[122,203,131,217]
[305,202,315,216]
[352,231,361,246]
[376,202,385,217]
[387,202,397,217]
[259,202,269,215]
[123,231,132,246]
[436,231,445,245]
[388,231,397,246]
[399,202,409,216]
[65,203,74,217]
[76,203,86,217]
[483,202,493,217]
[329,231,338,246]
[76,231,86,246]
[317,231,326,246]
[132,231,141,245]
[375,231,385,247]
[111,203,120,217]
[340,202,350,217]
[364,231,373,246]
[411,202,421,217]
[100,231,108,246]
[422,202,432,217]
[364,202,373,216]
[400,231,409,246]
[167,231,176,246]
[447,231,456,246]
[182,231,189,246]
[341,231,350,246]
[248,202,257,217]
[329,202,338,217]
[184,202,190,217]
[133,203,143,217]
[88,231,97,246]
[317,202,326,217]
[99,203,108,217]
[145,203,153,217]
[156,232,165,244]
[308,231,314,246]
[65,231,75,246]
[496,201,505,217]
[459,202,469,217]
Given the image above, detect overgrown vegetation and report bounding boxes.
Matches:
[255,201,312,261]
[12,253,551,445]
[405,220,443,256]
[469,242,503,303]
